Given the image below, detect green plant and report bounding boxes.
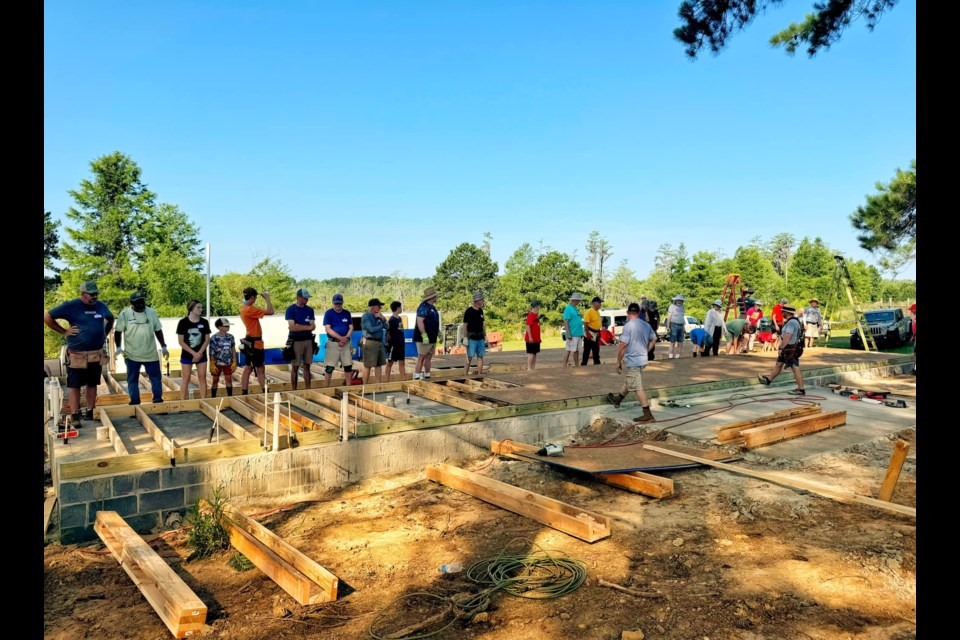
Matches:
[228,552,255,572]
[186,486,230,561]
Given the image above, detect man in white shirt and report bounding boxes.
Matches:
[606,303,658,423]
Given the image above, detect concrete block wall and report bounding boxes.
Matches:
[56,404,613,543]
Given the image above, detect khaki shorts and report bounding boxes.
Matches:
[362,341,386,368]
[416,342,436,356]
[290,339,314,366]
[565,336,583,352]
[804,324,820,338]
[325,338,354,368]
[624,366,645,392]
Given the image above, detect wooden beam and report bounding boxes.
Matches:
[642,444,915,518]
[334,392,414,420]
[403,382,489,411]
[425,463,611,543]
[243,395,309,433]
[220,502,338,602]
[198,400,256,441]
[228,398,273,434]
[99,408,129,455]
[305,390,383,423]
[161,375,179,391]
[877,439,910,502]
[44,496,57,538]
[103,371,124,395]
[433,382,506,406]
[95,511,207,638]
[135,406,179,458]
[491,440,674,499]
[740,410,846,449]
[715,405,822,442]
[283,394,343,429]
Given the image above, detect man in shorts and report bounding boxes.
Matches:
[524,300,542,371]
[414,287,440,380]
[758,305,806,395]
[462,291,488,375]
[323,293,355,387]
[361,298,389,384]
[285,288,316,390]
[240,287,274,395]
[606,302,657,423]
[562,293,585,367]
[802,298,823,349]
[44,281,115,426]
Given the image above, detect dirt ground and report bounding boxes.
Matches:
[43,414,916,640]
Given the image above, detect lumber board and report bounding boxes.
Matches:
[306,390,383,423]
[44,496,57,538]
[243,395,309,433]
[431,382,505,406]
[741,410,846,448]
[403,381,489,410]
[642,444,915,517]
[339,392,414,420]
[221,502,338,602]
[198,400,256,441]
[425,463,611,542]
[227,397,269,431]
[715,404,822,442]
[103,372,124,395]
[283,393,343,429]
[135,406,179,457]
[878,439,910,502]
[98,409,130,455]
[491,440,674,498]
[95,511,207,638]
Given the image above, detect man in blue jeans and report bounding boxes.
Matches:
[666,294,687,359]
[114,291,169,405]
[462,291,488,375]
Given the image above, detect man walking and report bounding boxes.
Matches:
[114,291,168,405]
[361,298,389,385]
[703,300,724,357]
[802,299,823,349]
[666,294,687,359]
[758,305,806,395]
[606,302,657,423]
[44,281,115,427]
[414,287,440,380]
[285,288,316,390]
[562,293,585,367]
[462,291,488,375]
[323,293,355,387]
[581,296,604,365]
[240,287,274,395]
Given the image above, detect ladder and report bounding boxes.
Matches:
[824,255,877,352]
[719,274,745,321]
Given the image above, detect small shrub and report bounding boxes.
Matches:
[186,486,230,560]
[228,552,255,572]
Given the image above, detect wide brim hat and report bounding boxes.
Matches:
[421,287,438,302]
[809,298,819,304]
[782,305,797,314]
[569,293,584,302]
[673,294,686,302]
[712,299,722,307]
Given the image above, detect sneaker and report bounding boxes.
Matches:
[83,409,95,421]
[758,375,770,386]
[606,392,622,408]
[424,373,431,379]
[788,388,806,396]
[413,372,422,380]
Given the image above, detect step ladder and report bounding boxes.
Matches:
[824,255,877,352]
[719,274,745,321]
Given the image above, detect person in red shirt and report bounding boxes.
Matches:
[908,303,916,375]
[745,301,764,353]
[771,298,787,348]
[525,300,542,370]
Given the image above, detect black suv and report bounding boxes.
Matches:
[850,308,913,349]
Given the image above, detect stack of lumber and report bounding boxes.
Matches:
[712,404,846,449]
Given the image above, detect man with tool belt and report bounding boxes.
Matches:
[240,287,274,395]
[758,305,806,395]
[114,291,168,405]
[285,288,316,390]
[44,281,115,427]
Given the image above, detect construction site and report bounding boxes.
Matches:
[42,338,917,640]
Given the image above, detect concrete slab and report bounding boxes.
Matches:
[112,415,159,454]
[150,411,220,448]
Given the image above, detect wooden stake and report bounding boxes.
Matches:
[877,439,910,502]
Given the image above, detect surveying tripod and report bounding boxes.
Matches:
[719,274,745,321]
[823,255,877,352]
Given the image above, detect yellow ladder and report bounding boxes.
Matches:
[824,255,877,352]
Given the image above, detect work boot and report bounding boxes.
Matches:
[83,409,95,421]
[758,375,770,386]
[606,392,623,408]
[226,387,233,396]
[634,406,655,423]
[58,412,82,429]
[788,388,806,396]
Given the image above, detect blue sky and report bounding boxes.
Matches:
[44,1,916,281]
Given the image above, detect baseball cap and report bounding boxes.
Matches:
[627,302,641,314]
[908,303,916,312]
[712,299,722,307]
[530,300,542,308]
[242,287,258,299]
[368,298,384,307]
[215,318,231,328]
[332,293,344,304]
[570,293,584,301]
[296,288,311,299]
[80,281,99,294]
[472,291,484,302]
[129,291,146,302]
[591,296,603,304]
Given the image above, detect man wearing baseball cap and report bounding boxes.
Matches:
[525,300,542,370]
[562,293,585,368]
[240,286,274,395]
[606,302,657,422]
[462,291,488,375]
[285,288,317,390]
[323,293,355,387]
[361,298,389,384]
[582,296,604,365]
[44,281,115,427]
[209,318,237,397]
[114,291,168,405]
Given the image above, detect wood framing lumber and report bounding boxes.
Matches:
[135,406,180,458]
[161,375,179,391]
[103,371,124,395]
[714,405,822,442]
[490,439,674,498]
[243,395,310,433]
[94,511,207,638]
[98,408,130,455]
[642,444,915,517]
[227,397,269,431]
[336,392,414,420]
[44,496,57,538]
[403,382,489,410]
[740,410,846,449]
[425,463,611,542]
[432,382,505,407]
[283,393,342,429]
[878,439,910,502]
[306,390,384,423]
[198,400,256,441]
[219,502,339,602]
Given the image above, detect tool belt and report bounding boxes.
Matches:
[67,349,107,369]
[240,336,262,354]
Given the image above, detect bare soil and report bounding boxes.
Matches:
[44,420,916,640]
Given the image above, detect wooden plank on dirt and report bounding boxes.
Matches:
[740,410,846,448]
[642,444,915,517]
[403,382,493,411]
[491,439,674,498]
[877,439,910,502]
[425,463,611,542]
[220,502,338,602]
[714,404,822,442]
[95,511,207,638]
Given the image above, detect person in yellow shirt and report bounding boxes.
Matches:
[582,296,604,365]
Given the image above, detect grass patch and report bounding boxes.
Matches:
[822,334,914,354]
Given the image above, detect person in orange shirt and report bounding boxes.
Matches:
[239,287,274,395]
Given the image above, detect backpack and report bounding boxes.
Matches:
[782,318,805,359]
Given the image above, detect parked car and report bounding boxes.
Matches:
[684,316,702,338]
[850,308,913,349]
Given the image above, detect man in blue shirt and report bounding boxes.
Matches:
[413,287,440,380]
[361,298,389,384]
[689,326,712,357]
[44,281,115,427]
[606,302,657,423]
[322,293,354,387]
[562,293,585,368]
[285,288,316,390]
